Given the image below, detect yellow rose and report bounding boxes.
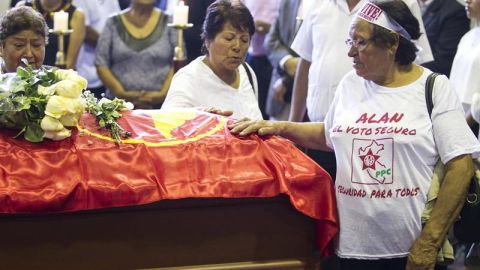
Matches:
[40,115,64,131]
[43,128,72,141]
[51,80,84,98]
[45,95,85,119]
[55,69,77,80]
[59,112,81,127]
[55,69,88,90]
[67,74,88,90]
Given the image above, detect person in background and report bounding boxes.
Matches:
[241,0,281,120]
[96,0,176,109]
[451,0,480,128]
[17,0,85,70]
[287,0,434,179]
[451,0,480,265]
[0,6,47,73]
[72,0,120,98]
[183,0,215,64]
[264,0,309,121]
[230,1,480,268]
[162,0,262,120]
[419,0,470,77]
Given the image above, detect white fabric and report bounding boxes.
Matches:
[356,2,411,39]
[161,56,263,120]
[472,93,480,128]
[291,0,434,122]
[450,28,480,116]
[323,67,480,259]
[73,0,121,88]
[298,0,315,20]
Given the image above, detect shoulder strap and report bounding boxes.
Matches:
[242,62,256,95]
[425,72,440,119]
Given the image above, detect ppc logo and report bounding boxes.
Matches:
[351,138,394,185]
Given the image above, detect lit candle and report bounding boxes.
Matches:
[53,10,69,31]
[173,1,189,26]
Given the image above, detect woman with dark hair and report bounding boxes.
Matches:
[230,0,480,269]
[162,0,262,120]
[16,0,85,69]
[0,5,48,73]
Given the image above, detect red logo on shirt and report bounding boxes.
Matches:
[351,138,394,185]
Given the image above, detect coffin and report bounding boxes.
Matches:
[0,109,338,269]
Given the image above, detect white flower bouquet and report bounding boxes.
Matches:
[0,63,86,142]
[0,61,133,143]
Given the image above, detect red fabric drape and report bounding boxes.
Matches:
[0,110,338,256]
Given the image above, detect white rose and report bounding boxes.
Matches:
[122,101,134,111]
[45,95,85,119]
[43,128,72,141]
[51,80,83,98]
[40,115,65,131]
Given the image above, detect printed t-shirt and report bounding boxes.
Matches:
[324,68,480,259]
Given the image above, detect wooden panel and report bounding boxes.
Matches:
[0,196,317,270]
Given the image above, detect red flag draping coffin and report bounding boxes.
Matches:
[0,109,338,255]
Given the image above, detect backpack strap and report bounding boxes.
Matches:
[425,72,440,119]
[242,62,256,96]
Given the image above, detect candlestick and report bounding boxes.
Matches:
[48,29,73,68]
[53,11,69,32]
[172,1,189,26]
[167,23,193,70]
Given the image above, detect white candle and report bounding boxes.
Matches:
[173,1,189,25]
[53,10,69,31]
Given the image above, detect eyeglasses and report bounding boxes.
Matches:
[345,38,372,51]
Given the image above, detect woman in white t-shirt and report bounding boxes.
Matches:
[161,0,262,120]
[230,0,480,269]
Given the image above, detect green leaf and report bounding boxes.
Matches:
[16,66,29,78]
[12,96,31,110]
[10,80,27,93]
[24,123,44,142]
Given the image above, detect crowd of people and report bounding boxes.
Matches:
[1,0,480,269]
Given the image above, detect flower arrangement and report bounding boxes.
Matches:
[0,61,133,143]
[83,91,133,142]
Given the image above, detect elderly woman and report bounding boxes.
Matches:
[96,0,176,109]
[17,0,85,70]
[0,6,48,73]
[161,0,263,120]
[230,0,480,269]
